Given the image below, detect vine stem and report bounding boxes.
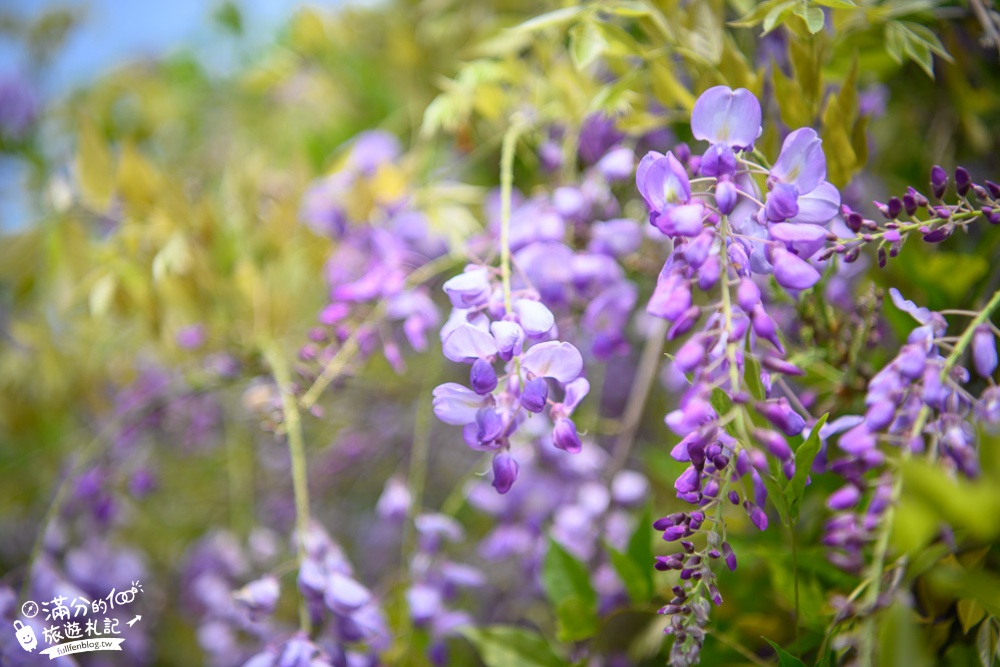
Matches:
[264,343,313,635]
[609,318,668,475]
[858,287,1000,667]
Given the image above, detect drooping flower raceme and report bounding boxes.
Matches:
[637,86,841,667]
[433,264,586,494]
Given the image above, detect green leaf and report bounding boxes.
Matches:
[793,5,826,34]
[761,470,791,526]
[709,387,739,438]
[462,626,567,667]
[607,506,654,604]
[958,600,988,635]
[763,0,797,34]
[763,638,807,666]
[976,618,998,667]
[514,6,589,32]
[744,351,766,401]
[814,0,855,7]
[569,21,608,70]
[784,413,828,522]
[541,537,598,642]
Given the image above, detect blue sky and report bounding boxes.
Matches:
[0,0,348,96]
[0,0,351,230]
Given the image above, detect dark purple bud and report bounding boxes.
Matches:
[654,556,674,571]
[674,337,706,374]
[765,183,800,222]
[933,206,952,220]
[716,178,738,215]
[491,452,519,494]
[755,399,805,436]
[683,230,715,269]
[674,465,701,495]
[896,343,927,380]
[700,143,737,177]
[760,355,805,376]
[865,399,896,431]
[986,180,1000,199]
[552,417,582,453]
[751,304,784,352]
[708,583,723,606]
[519,377,548,413]
[754,428,792,461]
[708,548,720,559]
[973,325,998,378]
[470,358,498,395]
[973,184,989,199]
[955,167,971,196]
[877,246,887,268]
[844,246,861,263]
[903,192,917,216]
[680,540,695,554]
[476,408,503,444]
[887,196,902,219]
[826,484,861,510]
[727,490,740,505]
[721,541,737,571]
[653,514,682,531]
[847,211,863,233]
[931,165,948,199]
[662,525,687,542]
[748,505,769,531]
[667,305,702,340]
[680,568,693,580]
[737,277,761,312]
[697,255,722,290]
[713,454,729,470]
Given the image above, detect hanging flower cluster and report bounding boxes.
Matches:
[636,85,843,667]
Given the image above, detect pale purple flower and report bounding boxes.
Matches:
[770,246,821,290]
[442,268,492,308]
[973,325,997,378]
[442,324,498,363]
[491,452,520,494]
[690,86,762,151]
[770,128,827,194]
[432,383,493,425]
[520,341,584,383]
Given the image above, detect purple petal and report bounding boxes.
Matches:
[521,341,584,383]
[889,288,933,325]
[691,86,762,149]
[325,572,371,613]
[973,325,998,378]
[769,222,828,259]
[771,128,826,193]
[562,377,591,413]
[490,320,524,360]
[653,203,705,237]
[515,299,555,336]
[442,268,492,308]
[442,324,499,363]
[641,152,691,211]
[771,246,821,291]
[491,452,520,494]
[597,146,635,181]
[432,383,492,425]
[789,181,840,224]
[764,183,800,222]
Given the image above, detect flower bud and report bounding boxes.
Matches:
[955,167,971,196]
[552,417,582,453]
[973,325,998,378]
[519,377,548,413]
[470,358,498,395]
[930,165,948,199]
[491,452,519,494]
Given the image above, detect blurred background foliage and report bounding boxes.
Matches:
[1,0,1000,665]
